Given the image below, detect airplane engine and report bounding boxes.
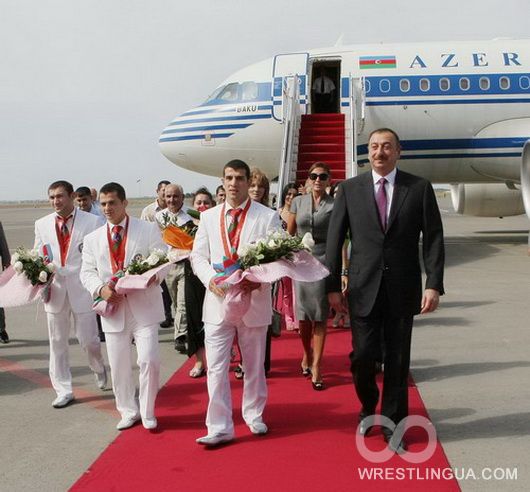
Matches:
[450,183,525,217]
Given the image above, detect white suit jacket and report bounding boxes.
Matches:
[34,209,101,314]
[190,200,281,327]
[80,217,165,333]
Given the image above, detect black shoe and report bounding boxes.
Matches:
[174,337,187,353]
[159,318,173,328]
[383,430,408,454]
[358,409,375,436]
[311,380,324,391]
[0,329,9,344]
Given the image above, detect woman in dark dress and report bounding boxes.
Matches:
[287,163,334,390]
[185,187,214,377]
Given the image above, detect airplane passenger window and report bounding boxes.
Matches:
[479,77,490,90]
[241,82,258,101]
[419,78,430,92]
[499,77,510,90]
[439,78,450,91]
[519,76,530,90]
[399,79,410,93]
[379,79,391,93]
[459,78,470,91]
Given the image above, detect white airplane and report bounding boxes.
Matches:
[159,39,530,223]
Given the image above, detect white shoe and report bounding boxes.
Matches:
[196,433,234,446]
[142,417,157,430]
[52,394,75,409]
[94,367,108,390]
[116,414,140,430]
[248,421,268,435]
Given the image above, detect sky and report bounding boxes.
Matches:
[1,0,527,201]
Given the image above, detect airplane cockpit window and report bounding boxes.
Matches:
[205,86,225,102]
[499,77,510,90]
[479,77,490,91]
[218,83,239,101]
[205,83,239,103]
[241,82,258,101]
[459,78,470,91]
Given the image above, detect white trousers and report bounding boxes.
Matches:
[166,262,187,339]
[46,294,104,398]
[105,304,160,420]
[204,321,268,435]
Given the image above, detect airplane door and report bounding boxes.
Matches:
[349,75,366,177]
[272,52,308,122]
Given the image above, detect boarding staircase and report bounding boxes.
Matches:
[276,75,364,200]
[296,113,346,184]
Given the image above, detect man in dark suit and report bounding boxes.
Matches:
[326,128,444,453]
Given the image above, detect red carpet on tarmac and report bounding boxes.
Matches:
[71,329,460,491]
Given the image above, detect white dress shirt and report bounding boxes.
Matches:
[155,207,193,228]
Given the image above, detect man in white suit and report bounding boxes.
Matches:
[80,182,165,431]
[34,180,107,409]
[191,160,281,446]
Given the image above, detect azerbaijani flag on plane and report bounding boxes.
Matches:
[359,55,397,69]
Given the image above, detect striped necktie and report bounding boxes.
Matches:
[111,225,123,252]
[227,208,243,251]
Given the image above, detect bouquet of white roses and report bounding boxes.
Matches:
[238,231,315,269]
[93,249,174,316]
[214,231,327,324]
[0,246,55,307]
[125,249,168,275]
[12,247,55,285]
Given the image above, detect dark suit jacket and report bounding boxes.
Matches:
[0,222,10,270]
[326,169,445,318]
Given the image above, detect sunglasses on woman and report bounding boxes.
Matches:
[309,172,329,181]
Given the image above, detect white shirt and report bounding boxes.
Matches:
[155,207,193,228]
[372,168,397,219]
[312,76,335,94]
[55,209,76,234]
[141,200,165,222]
[223,198,250,230]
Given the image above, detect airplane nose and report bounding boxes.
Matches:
[159,124,187,166]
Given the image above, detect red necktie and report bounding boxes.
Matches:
[227,208,243,252]
[376,178,388,231]
[56,215,72,266]
[110,225,125,271]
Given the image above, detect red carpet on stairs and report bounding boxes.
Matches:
[297,113,346,183]
[71,329,460,492]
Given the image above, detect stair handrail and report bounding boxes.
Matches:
[277,74,301,208]
[349,74,358,178]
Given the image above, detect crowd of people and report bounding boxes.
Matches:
[0,127,444,454]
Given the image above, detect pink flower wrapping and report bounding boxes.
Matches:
[0,266,50,307]
[220,251,329,324]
